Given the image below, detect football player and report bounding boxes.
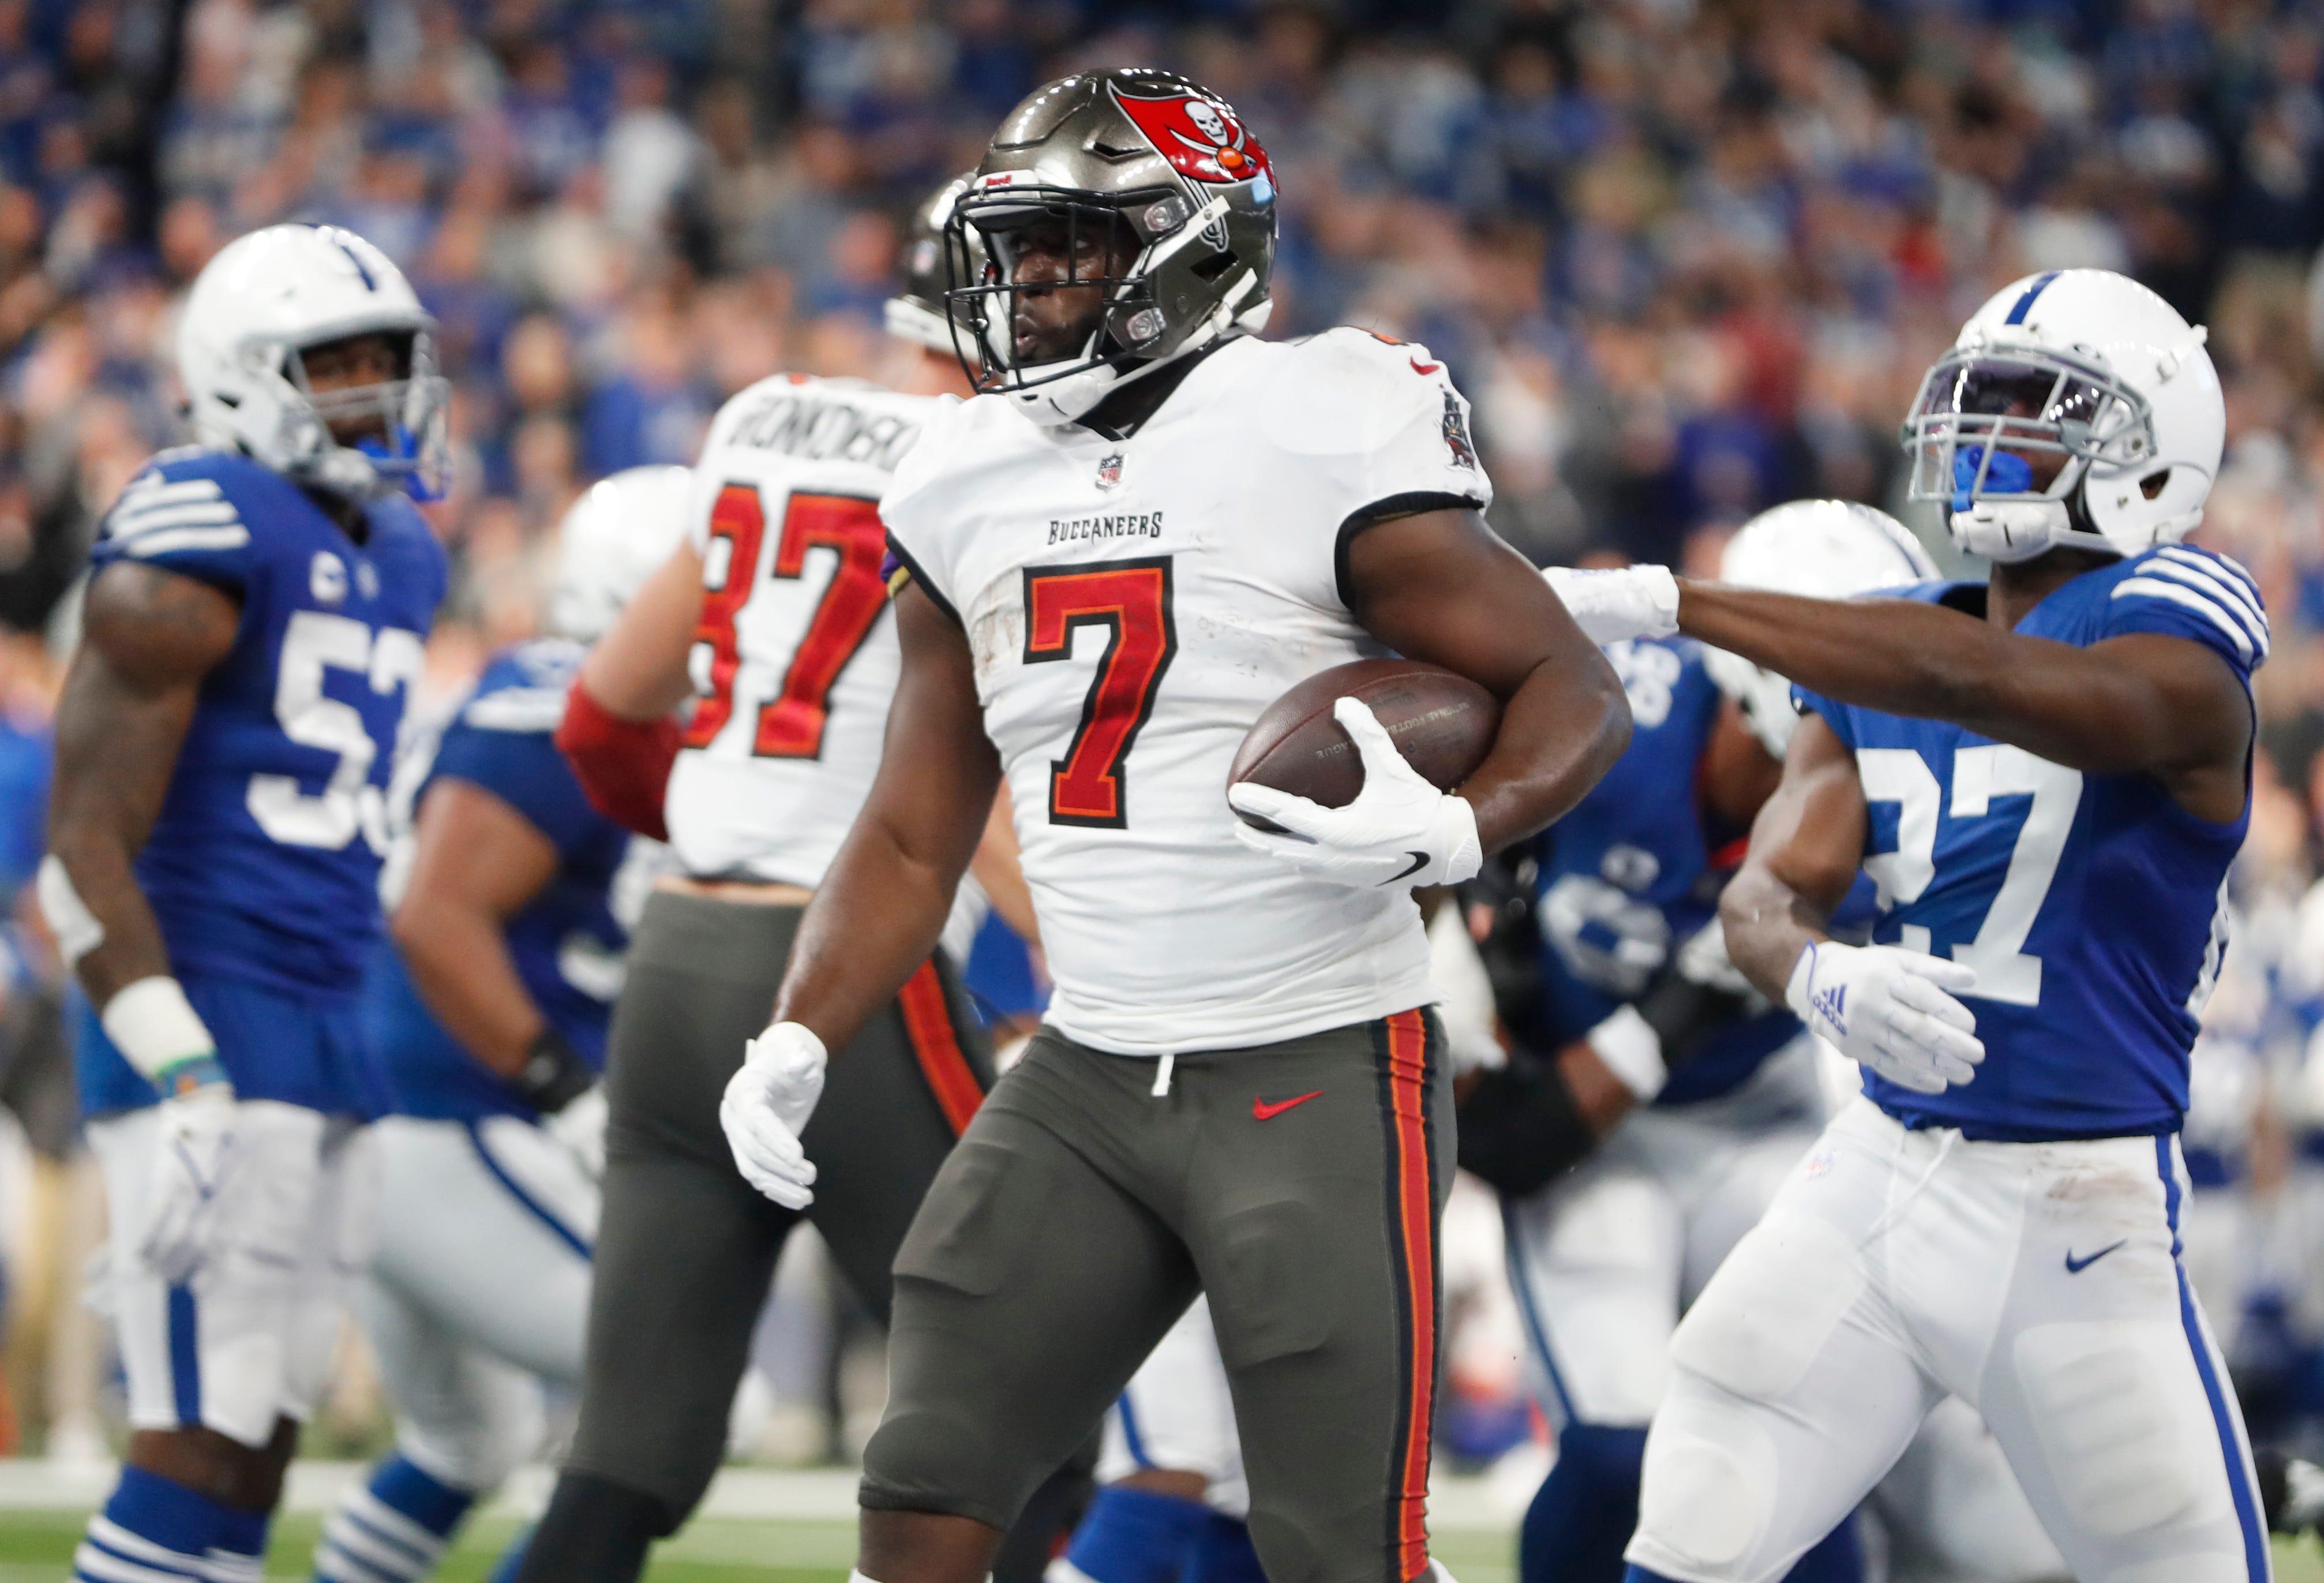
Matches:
[508,176,1033,1583]
[721,69,1628,1583]
[1556,268,2270,1583]
[310,467,687,1583]
[44,226,448,1583]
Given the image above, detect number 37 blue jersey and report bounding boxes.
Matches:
[1798,544,2263,1142]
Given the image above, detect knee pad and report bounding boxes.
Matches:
[1669,1215,1862,1402]
[1633,1397,1779,1573]
[2009,1320,2229,1543]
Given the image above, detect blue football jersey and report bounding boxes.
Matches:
[365,639,640,1123]
[1528,637,1799,1105]
[75,448,446,1112]
[1797,544,2263,1141]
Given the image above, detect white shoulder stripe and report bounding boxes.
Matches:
[121,524,250,558]
[116,477,222,508]
[2136,556,2268,652]
[2111,577,2255,658]
[2156,545,2265,620]
[462,686,567,734]
[110,500,243,538]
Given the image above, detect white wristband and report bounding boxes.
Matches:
[36,856,103,967]
[100,977,218,1079]
[1585,1004,1668,1101]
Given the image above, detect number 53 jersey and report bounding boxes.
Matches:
[1797,544,2265,1141]
[87,448,448,994]
[882,330,1492,1054]
[666,374,928,886]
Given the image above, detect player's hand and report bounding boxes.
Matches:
[1542,565,1680,645]
[719,1021,827,1209]
[1228,698,1483,889]
[545,1086,609,1182]
[1786,940,1984,1094]
[140,1077,241,1283]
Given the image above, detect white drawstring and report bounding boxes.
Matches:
[1862,1125,1959,1248]
[1151,1051,1175,1098]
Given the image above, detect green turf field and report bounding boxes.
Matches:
[0,1511,2312,1581]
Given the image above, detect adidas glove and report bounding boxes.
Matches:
[1786,940,1984,1095]
[1542,565,1680,645]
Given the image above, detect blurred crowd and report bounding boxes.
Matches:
[0,0,2311,1469]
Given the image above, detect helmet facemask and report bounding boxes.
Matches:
[1901,346,2159,562]
[268,325,452,502]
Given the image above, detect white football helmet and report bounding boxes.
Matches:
[548,465,694,643]
[1704,499,1939,758]
[177,224,450,501]
[1901,268,2222,563]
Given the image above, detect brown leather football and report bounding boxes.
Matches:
[1228,658,1501,831]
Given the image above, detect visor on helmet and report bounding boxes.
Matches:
[1901,347,2155,515]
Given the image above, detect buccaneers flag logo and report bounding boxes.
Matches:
[1111,86,1275,189]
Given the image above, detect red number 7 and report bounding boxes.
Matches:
[1023,557,1177,828]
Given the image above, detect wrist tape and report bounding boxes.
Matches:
[1585,1004,1668,1101]
[101,977,218,1081]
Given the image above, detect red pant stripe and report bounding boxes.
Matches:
[897,962,984,1137]
[1383,1008,1437,1580]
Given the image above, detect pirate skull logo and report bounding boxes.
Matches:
[1111,87,1273,188]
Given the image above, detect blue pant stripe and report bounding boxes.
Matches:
[1501,1201,1577,1426]
[166,1285,199,1427]
[2157,1136,2267,1582]
[462,1123,590,1259]
[1115,1391,1152,1469]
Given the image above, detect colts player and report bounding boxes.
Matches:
[1561,268,2272,1583]
[45,226,447,1583]
[722,69,1627,1583]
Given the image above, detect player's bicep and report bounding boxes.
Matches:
[401,779,561,925]
[862,580,1000,879]
[1343,507,1600,693]
[1982,631,2248,777]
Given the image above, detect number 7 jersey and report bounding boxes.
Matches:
[1796,544,2265,1140]
[882,330,1492,1054]
[666,374,927,885]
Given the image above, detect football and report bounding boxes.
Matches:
[1228,658,1501,832]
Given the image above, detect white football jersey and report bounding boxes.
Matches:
[883,329,1493,1054]
[666,374,929,885]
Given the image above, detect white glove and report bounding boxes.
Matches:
[1786,940,1985,1095]
[140,1082,240,1284]
[1543,565,1680,645]
[719,1021,828,1208]
[1228,697,1483,889]
[545,1086,609,1182]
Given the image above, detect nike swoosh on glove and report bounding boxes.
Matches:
[1542,565,1680,645]
[1786,940,1984,1095]
[1228,697,1483,889]
[141,1083,241,1284]
[719,1020,827,1208]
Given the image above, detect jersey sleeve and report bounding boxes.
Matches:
[430,709,612,857]
[878,399,971,624]
[2102,545,2268,680]
[88,452,263,596]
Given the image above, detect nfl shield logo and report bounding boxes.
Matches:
[1096,453,1124,490]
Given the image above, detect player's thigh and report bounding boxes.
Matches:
[1100,1296,1248,1518]
[1628,1114,1939,1583]
[805,951,991,1322]
[1972,1139,2265,1583]
[1190,1009,1451,1583]
[1502,1138,1682,1429]
[370,1116,593,1383]
[91,1101,346,1447]
[1869,1396,2067,1583]
[864,1064,1197,1534]
[569,895,802,1514]
[359,1272,545,1494]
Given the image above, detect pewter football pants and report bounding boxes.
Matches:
[1624,1097,2269,1583]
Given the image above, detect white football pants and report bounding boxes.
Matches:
[89,1103,374,1449]
[1096,1295,1248,1519]
[361,1115,597,1492]
[1625,1098,2269,1583]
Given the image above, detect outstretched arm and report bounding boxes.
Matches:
[1347,508,1630,851]
[46,563,239,1006]
[1675,584,2249,819]
[771,582,1000,1050]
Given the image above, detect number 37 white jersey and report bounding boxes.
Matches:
[665,375,929,886]
[883,330,1493,1054]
